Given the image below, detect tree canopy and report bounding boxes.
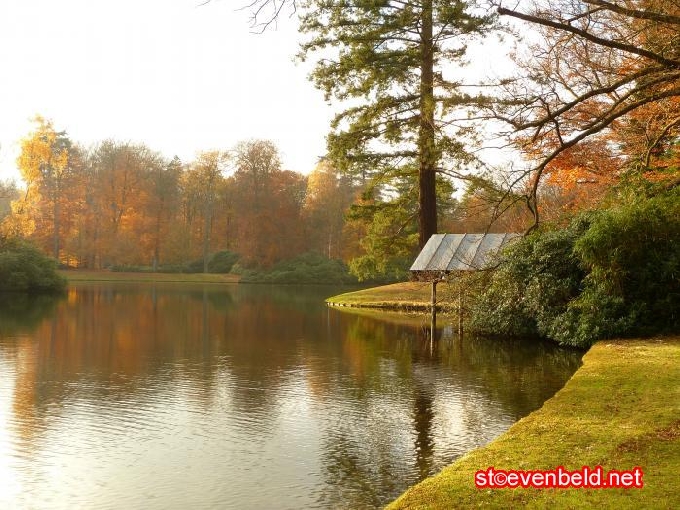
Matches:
[298,0,495,248]
[490,0,680,227]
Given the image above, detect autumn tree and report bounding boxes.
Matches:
[302,159,356,259]
[14,117,80,261]
[68,149,106,268]
[86,140,168,267]
[186,151,229,272]
[298,0,495,250]
[232,140,283,266]
[142,155,183,270]
[231,140,306,267]
[489,0,680,227]
[448,175,532,233]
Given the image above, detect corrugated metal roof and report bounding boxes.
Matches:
[410,233,521,272]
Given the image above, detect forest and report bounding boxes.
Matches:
[0,119,533,281]
[1,130,353,274]
[1,0,679,290]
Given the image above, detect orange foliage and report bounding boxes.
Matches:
[9,124,363,268]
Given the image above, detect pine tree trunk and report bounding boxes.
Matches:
[418,0,437,249]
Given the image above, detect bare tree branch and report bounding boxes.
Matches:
[584,0,680,26]
[489,1,680,231]
[240,0,297,32]
[497,6,680,68]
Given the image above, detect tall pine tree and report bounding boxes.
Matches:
[299,0,494,249]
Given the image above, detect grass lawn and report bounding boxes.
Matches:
[326,281,436,310]
[388,336,680,509]
[59,270,239,284]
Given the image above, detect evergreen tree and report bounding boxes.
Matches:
[299,0,494,249]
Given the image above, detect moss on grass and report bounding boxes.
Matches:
[387,337,680,509]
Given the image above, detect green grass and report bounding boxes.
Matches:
[326,281,436,311]
[387,337,680,509]
[59,270,240,284]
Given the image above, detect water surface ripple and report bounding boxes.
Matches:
[0,283,582,509]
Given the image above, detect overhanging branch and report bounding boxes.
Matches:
[497,6,680,68]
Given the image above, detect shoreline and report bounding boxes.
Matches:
[387,336,679,508]
[326,284,679,508]
[58,269,240,284]
[326,281,442,312]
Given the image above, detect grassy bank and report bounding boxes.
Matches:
[59,270,239,284]
[388,337,680,509]
[326,281,436,311]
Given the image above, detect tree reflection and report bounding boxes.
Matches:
[0,292,62,337]
[0,284,583,510]
[412,386,435,480]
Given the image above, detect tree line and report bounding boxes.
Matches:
[0,115,535,280]
[3,0,680,286]
[0,118,362,272]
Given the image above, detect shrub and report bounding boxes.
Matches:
[0,238,66,293]
[469,219,588,341]
[207,251,240,273]
[239,252,358,284]
[470,189,680,347]
[184,250,240,274]
[565,191,680,344]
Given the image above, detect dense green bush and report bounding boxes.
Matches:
[239,252,358,284]
[206,250,240,273]
[469,219,588,342]
[0,238,66,292]
[471,190,679,347]
[182,250,240,273]
[564,191,679,345]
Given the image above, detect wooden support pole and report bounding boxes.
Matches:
[430,279,437,349]
[458,286,464,337]
[431,279,438,320]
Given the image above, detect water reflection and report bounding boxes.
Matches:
[0,293,61,337]
[0,283,582,509]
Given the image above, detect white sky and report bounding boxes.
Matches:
[0,0,333,183]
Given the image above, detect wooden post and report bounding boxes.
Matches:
[430,279,437,351]
[431,279,437,320]
[458,285,464,337]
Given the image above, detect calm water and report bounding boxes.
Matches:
[0,283,582,509]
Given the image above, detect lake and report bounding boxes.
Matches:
[0,283,582,509]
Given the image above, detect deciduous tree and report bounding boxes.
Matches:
[88,140,166,266]
[15,117,79,261]
[186,150,229,272]
[490,0,680,227]
[232,140,306,266]
[147,156,183,270]
[302,159,356,259]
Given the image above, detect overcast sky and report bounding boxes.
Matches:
[0,0,333,182]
